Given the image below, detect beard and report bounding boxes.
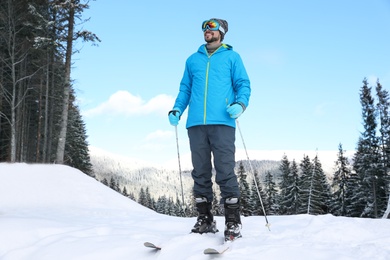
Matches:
[205,36,219,43]
[204,32,220,43]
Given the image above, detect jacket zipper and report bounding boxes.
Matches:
[203,45,223,124]
[204,59,210,124]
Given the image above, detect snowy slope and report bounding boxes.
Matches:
[1,163,389,260]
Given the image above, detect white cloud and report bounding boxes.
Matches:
[143,94,176,116]
[144,130,173,141]
[83,91,175,117]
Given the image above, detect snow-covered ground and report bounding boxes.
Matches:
[1,163,389,260]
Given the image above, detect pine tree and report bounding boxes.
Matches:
[138,187,147,207]
[331,144,351,216]
[144,187,154,210]
[353,79,386,217]
[284,160,300,215]
[264,171,279,215]
[375,80,390,218]
[237,161,251,216]
[376,80,390,168]
[128,192,136,201]
[279,155,301,215]
[155,195,166,214]
[101,178,109,187]
[156,195,164,214]
[122,186,129,197]
[64,91,94,176]
[109,177,119,192]
[278,154,291,215]
[298,154,331,215]
[250,170,267,216]
[345,168,366,217]
[310,155,331,214]
[168,197,176,216]
[298,155,313,214]
[174,196,185,217]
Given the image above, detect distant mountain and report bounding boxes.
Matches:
[89,146,192,202]
[89,147,281,203]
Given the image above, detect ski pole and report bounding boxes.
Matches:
[175,125,186,217]
[236,119,271,231]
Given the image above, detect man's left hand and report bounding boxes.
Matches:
[226,102,244,119]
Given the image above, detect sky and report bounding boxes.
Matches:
[72,0,390,168]
[1,163,390,259]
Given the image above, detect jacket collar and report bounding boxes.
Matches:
[198,43,233,55]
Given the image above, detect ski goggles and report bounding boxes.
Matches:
[201,20,225,34]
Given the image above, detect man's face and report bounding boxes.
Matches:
[204,29,220,43]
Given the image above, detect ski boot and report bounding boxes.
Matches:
[191,197,218,234]
[224,197,242,241]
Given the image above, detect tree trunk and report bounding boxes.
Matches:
[10,44,17,162]
[56,4,75,164]
[42,59,50,162]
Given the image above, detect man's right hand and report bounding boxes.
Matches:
[168,109,181,126]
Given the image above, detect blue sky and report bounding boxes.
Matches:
[72,0,390,169]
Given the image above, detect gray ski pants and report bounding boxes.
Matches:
[187,125,240,203]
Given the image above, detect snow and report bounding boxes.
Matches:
[1,163,389,260]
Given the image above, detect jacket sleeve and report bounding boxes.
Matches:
[232,54,251,109]
[173,60,192,113]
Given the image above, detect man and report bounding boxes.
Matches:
[168,18,251,241]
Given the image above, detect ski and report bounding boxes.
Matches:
[144,242,161,250]
[203,237,239,255]
[203,247,229,254]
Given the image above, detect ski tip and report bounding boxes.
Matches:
[204,247,229,255]
[204,248,220,254]
[144,242,161,250]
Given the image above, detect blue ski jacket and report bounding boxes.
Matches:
[173,44,251,128]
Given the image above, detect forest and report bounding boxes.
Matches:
[0,0,97,175]
[1,1,389,220]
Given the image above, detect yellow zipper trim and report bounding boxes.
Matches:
[203,45,224,124]
[204,60,210,124]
